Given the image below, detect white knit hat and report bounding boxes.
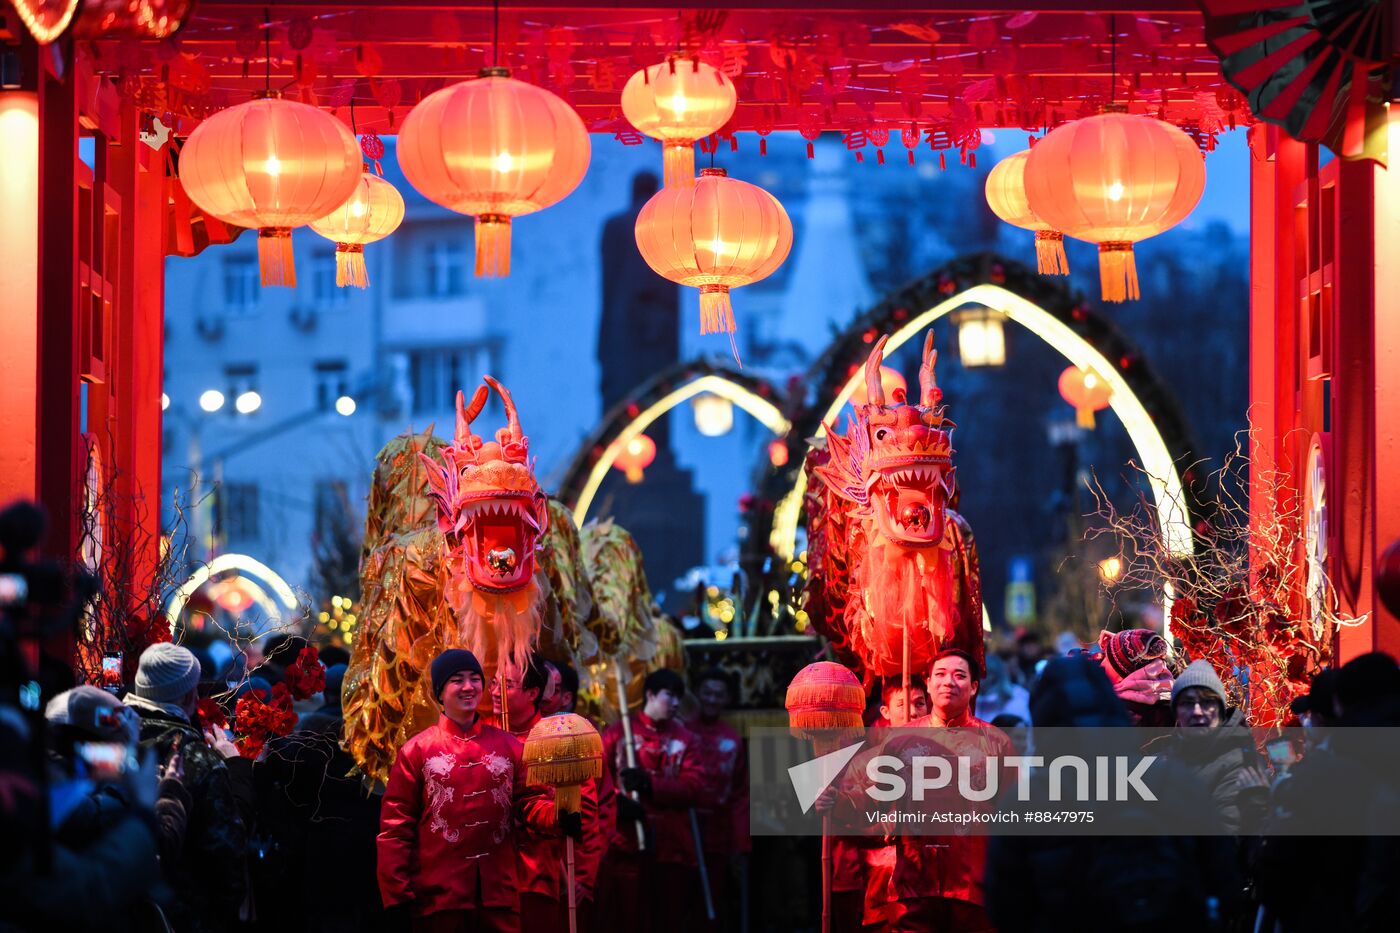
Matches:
[134,642,201,703]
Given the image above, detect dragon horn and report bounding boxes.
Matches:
[864,334,890,407]
[482,375,521,441]
[919,330,940,408]
[455,385,489,445]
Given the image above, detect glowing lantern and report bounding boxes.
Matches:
[952,308,1006,368]
[785,661,865,751]
[178,96,361,287]
[768,439,790,468]
[524,713,603,815]
[692,394,735,437]
[397,68,590,278]
[614,434,657,483]
[308,170,406,289]
[850,365,907,406]
[1059,366,1112,428]
[985,150,1069,276]
[634,168,793,359]
[621,57,737,188]
[1024,113,1204,302]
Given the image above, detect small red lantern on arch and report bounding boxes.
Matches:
[1058,366,1113,429]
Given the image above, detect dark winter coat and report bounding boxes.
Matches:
[129,702,249,933]
[1157,709,1268,835]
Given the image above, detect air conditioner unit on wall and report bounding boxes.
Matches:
[289,305,318,333]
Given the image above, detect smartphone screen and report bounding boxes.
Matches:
[101,653,123,695]
[1265,739,1298,767]
[77,742,135,782]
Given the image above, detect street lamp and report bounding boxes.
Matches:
[335,395,357,417]
[161,393,170,411]
[952,307,1006,367]
[234,390,262,414]
[199,389,226,412]
[691,393,733,436]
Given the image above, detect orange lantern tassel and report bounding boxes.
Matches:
[475,214,512,278]
[1035,230,1069,276]
[335,243,368,288]
[258,228,296,287]
[1076,405,1097,429]
[1098,242,1139,303]
[663,141,696,187]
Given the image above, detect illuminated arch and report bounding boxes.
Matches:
[557,359,790,526]
[753,253,1206,564]
[165,552,300,631]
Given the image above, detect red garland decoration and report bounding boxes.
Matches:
[233,683,299,758]
[283,646,327,701]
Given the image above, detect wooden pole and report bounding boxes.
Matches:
[821,814,832,933]
[615,657,646,850]
[566,835,577,933]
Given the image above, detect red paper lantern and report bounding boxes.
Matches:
[621,57,737,187]
[613,434,657,483]
[1058,366,1113,429]
[786,661,865,751]
[985,150,1069,276]
[1024,113,1204,302]
[397,68,591,278]
[634,167,792,359]
[179,96,362,287]
[308,170,406,289]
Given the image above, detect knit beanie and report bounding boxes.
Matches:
[1097,629,1179,683]
[1170,659,1227,708]
[134,642,202,704]
[431,649,484,701]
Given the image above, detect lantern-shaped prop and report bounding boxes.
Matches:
[692,394,735,437]
[525,713,603,933]
[850,365,907,407]
[613,434,657,483]
[621,57,737,188]
[308,169,406,288]
[1058,366,1112,428]
[985,150,1069,276]
[634,167,793,360]
[1024,113,1204,302]
[951,308,1006,368]
[178,97,362,287]
[785,660,865,754]
[397,68,591,278]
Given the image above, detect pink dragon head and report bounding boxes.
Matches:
[814,331,956,548]
[419,377,550,594]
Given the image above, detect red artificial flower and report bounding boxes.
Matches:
[283,646,326,701]
[195,698,228,731]
[233,683,299,758]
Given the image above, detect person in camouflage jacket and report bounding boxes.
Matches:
[125,643,249,933]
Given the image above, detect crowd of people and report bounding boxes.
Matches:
[3,620,1400,933]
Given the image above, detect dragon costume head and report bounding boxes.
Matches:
[420,377,551,597]
[805,330,984,682]
[815,331,957,550]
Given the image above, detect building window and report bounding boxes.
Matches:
[224,364,258,410]
[406,344,498,415]
[311,249,350,306]
[424,239,468,298]
[217,482,259,543]
[313,480,349,538]
[314,360,349,411]
[223,256,259,315]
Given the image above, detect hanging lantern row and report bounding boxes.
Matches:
[985,112,1205,303]
[179,95,363,288]
[621,56,737,188]
[634,167,793,364]
[397,67,591,278]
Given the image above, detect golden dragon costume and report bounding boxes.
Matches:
[803,331,985,683]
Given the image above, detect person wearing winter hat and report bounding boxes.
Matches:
[1164,659,1270,837]
[122,642,249,933]
[1094,629,1180,727]
[378,648,567,930]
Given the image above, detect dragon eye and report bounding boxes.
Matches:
[874,428,890,441]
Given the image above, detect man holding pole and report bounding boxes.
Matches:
[597,668,707,933]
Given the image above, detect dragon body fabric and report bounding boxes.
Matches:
[804,332,984,683]
[343,379,679,784]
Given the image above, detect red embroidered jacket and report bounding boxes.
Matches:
[377,715,557,914]
[686,716,751,856]
[601,712,706,866]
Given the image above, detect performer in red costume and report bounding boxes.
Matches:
[377,648,579,933]
[596,668,707,933]
[892,649,1012,933]
[687,669,751,930]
